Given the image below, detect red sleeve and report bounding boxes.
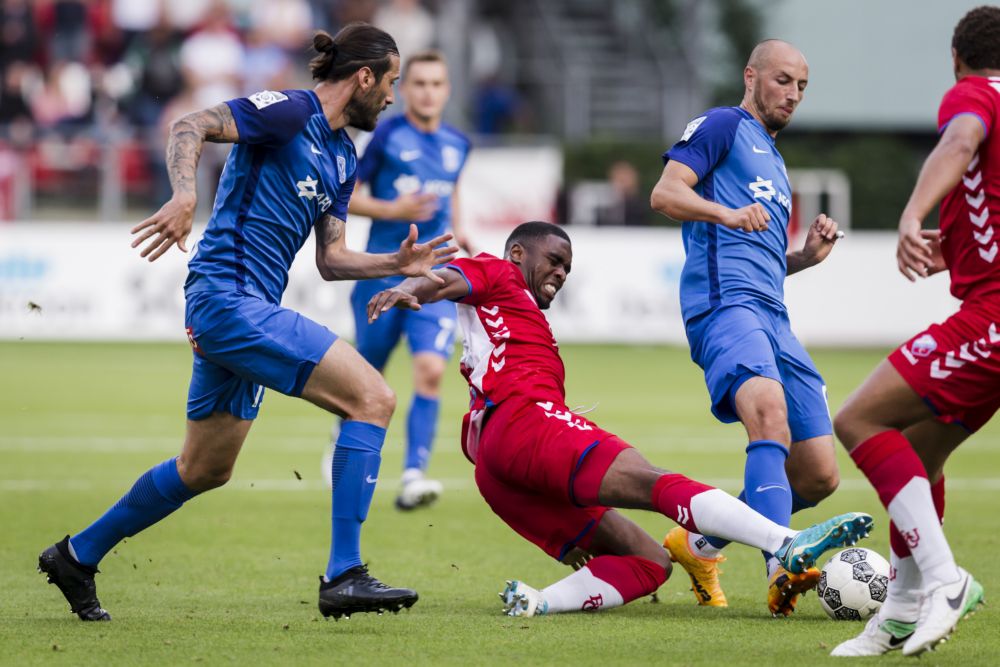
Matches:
[938,80,996,138]
[446,253,502,306]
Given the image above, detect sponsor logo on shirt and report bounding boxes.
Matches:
[296,175,334,213]
[247,90,288,110]
[400,149,422,161]
[392,174,454,197]
[748,176,791,211]
[442,145,462,172]
[911,334,937,358]
[680,116,706,142]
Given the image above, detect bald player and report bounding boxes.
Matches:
[650,40,843,616]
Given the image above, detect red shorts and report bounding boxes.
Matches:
[889,298,1000,432]
[473,397,632,561]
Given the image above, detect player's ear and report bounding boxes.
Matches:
[357,66,374,91]
[508,243,524,265]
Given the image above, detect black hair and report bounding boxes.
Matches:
[310,22,399,83]
[952,6,1000,70]
[504,221,571,255]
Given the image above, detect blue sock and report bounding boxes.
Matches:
[742,440,792,562]
[405,393,439,471]
[327,421,386,581]
[70,458,198,567]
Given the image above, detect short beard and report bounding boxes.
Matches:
[754,89,791,132]
[345,89,383,132]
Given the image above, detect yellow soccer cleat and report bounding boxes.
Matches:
[663,527,728,607]
[768,566,821,617]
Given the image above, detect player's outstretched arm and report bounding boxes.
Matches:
[786,213,841,275]
[130,103,240,261]
[347,181,438,222]
[651,161,770,232]
[366,268,470,323]
[897,114,984,281]
[315,218,457,281]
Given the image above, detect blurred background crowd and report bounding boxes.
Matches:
[0,0,983,228]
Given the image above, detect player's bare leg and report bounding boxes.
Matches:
[302,339,418,619]
[501,509,672,617]
[396,352,447,510]
[832,361,982,656]
[39,412,252,621]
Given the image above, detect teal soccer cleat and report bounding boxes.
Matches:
[775,512,873,574]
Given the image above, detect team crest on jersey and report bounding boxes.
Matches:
[336,156,347,184]
[442,145,462,172]
[247,90,288,110]
[680,116,707,142]
[910,334,937,358]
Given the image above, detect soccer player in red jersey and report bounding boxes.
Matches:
[367,221,873,616]
[830,6,999,657]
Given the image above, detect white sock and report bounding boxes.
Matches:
[765,556,781,578]
[541,566,625,613]
[887,478,959,587]
[687,532,723,559]
[690,489,795,554]
[401,468,423,485]
[880,547,921,622]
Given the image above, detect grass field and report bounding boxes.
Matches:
[2,341,998,665]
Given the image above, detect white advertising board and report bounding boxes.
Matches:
[0,224,958,347]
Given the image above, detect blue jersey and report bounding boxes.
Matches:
[185,89,357,304]
[665,106,793,323]
[358,114,470,256]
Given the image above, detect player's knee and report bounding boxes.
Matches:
[179,461,233,492]
[832,409,861,451]
[354,382,396,423]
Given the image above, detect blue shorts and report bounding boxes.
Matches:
[685,304,832,442]
[351,278,457,370]
[184,291,338,421]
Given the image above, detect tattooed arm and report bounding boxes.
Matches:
[315,215,458,282]
[130,104,240,261]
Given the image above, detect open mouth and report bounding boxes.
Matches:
[541,282,558,298]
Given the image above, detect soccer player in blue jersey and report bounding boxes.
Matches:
[37,24,457,622]
[333,50,472,510]
[650,39,843,616]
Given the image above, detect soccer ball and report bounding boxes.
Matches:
[817,548,890,620]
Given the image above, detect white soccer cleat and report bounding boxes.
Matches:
[830,614,915,656]
[499,580,548,617]
[395,474,443,511]
[902,567,984,656]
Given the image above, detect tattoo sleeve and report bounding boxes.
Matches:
[315,215,345,247]
[165,103,240,197]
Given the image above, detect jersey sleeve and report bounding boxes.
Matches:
[663,109,742,181]
[938,82,996,138]
[225,90,315,148]
[357,124,389,183]
[445,254,500,305]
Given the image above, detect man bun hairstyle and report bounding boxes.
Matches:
[952,6,1000,71]
[504,221,571,255]
[310,22,399,83]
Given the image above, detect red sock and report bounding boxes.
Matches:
[931,476,945,523]
[651,473,714,533]
[849,430,928,508]
[586,555,667,603]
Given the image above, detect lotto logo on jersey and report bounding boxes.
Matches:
[247,90,288,110]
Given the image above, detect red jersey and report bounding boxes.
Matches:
[447,254,567,461]
[938,75,1000,301]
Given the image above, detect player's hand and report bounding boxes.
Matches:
[897,215,935,281]
[396,224,458,283]
[800,213,841,264]
[367,287,421,323]
[919,229,947,276]
[131,194,196,262]
[392,193,438,222]
[721,204,770,232]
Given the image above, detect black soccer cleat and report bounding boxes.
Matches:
[318,566,418,620]
[38,535,111,621]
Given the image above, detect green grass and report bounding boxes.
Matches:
[2,342,998,665]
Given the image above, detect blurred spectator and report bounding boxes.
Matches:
[29,61,93,131]
[121,18,184,127]
[0,61,33,141]
[165,0,213,32]
[374,0,435,61]
[178,0,243,108]
[0,0,37,70]
[42,1,91,64]
[596,161,648,226]
[474,75,519,135]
